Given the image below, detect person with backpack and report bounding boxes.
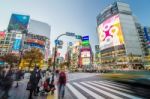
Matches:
[57,69,67,99]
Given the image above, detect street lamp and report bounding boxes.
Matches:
[53,32,76,72]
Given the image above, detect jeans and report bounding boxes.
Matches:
[58,84,65,99]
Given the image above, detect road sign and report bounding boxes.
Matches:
[69,42,73,46]
[95,45,100,52]
[66,32,75,36]
[75,35,82,39]
[55,40,63,45]
[82,36,89,41]
[58,40,63,45]
[55,40,59,44]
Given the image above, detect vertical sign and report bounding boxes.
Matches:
[12,34,22,51]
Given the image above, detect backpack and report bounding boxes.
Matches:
[59,72,66,84]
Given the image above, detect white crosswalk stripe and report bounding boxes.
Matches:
[80,82,123,99]
[66,81,142,99]
[87,81,142,99]
[73,82,105,99]
[67,83,87,99]
[92,81,133,93]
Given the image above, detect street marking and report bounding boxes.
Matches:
[67,83,87,99]
[80,82,123,99]
[73,82,105,99]
[87,82,142,99]
[92,81,133,93]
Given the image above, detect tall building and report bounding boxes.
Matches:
[0,13,51,68]
[28,19,51,39]
[97,2,143,69]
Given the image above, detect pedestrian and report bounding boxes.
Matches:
[28,67,41,99]
[58,69,67,99]
[1,66,13,99]
[15,69,22,88]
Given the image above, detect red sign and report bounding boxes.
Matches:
[0,31,5,40]
[26,38,45,46]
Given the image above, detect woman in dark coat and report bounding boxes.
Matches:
[28,68,41,99]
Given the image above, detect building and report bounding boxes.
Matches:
[97,2,143,69]
[0,13,51,68]
[28,19,51,39]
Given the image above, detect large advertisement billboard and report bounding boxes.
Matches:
[8,14,30,31]
[12,34,22,51]
[82,58,90,65]
[81,51,90,57]
[97,14,124,50]
[144,27,150,47]
[26,38,45,46]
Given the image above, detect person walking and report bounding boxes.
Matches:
[58,69,67,99]
[1,66,13,99]
[15,69,22,88]
[28,67,41,99]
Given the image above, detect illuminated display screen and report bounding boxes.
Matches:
[81,51,90,57]
[13,39,21,50]
[26,38,45,46]
[0,31,5,40]
[97,14,124,50]
[8,14,30,31]
[82,58,90,65]
[12,34,22,51]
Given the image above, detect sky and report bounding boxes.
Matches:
[1,0,150,56]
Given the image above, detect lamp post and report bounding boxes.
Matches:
[53,32,77,72]
[53,34,66,72]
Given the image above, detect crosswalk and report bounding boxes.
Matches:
[66,80,143,99]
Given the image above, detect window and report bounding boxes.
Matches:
[5,41,10,44]
[6,37,10,40]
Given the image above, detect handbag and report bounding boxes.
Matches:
[26,81,32,90]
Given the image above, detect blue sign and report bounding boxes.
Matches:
[0,61,4,65]
[13,39,21,50]
[82,36,89,41]
[69,42,73,46]
[144,27,150,47]
[66,32,75,36]
[8,14,30,31]
[55,40,59,45]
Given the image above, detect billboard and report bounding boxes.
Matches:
[26,38,45,46]
[0,31,5,40]
[8,14,30,31]
[143,27,150,47]
[12,34,22,51]
[82,58,90,65]
[81,51,90,57]
[97,14,124,50]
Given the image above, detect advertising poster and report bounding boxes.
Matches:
[97,14,124,50]
[8,14,30,31]
[82,58,90,65]
[12,34,22,51]
[0,31,5,40]
[144,27,150,46]
[26,38,45,46]
[81,51,91,57]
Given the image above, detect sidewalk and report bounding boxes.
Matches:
[8,79,29,99]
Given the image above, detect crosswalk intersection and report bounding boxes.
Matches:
[66,80,143,99]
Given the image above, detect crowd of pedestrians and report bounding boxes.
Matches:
[0,65,67,99]
[27,66,67,99]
